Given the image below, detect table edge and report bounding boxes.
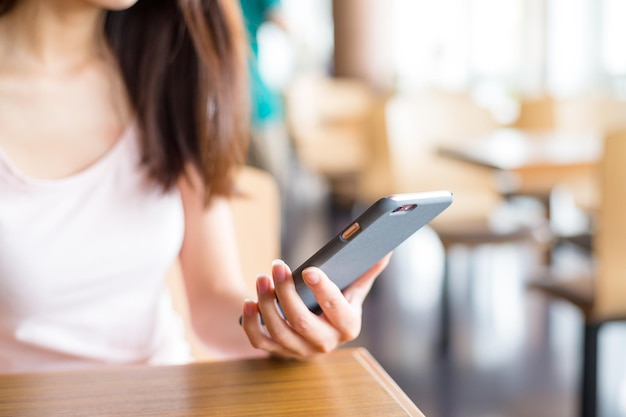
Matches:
[351,348,425,417]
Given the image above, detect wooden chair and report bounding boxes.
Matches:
[512,94,556,131]
[168,165,281,360]
[380,90,543,356]
[229,166,282,288]
[554,95,626,136]
[284,74,378,209]
[528,130,626,417]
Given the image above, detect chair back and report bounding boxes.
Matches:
[383,89,502,225]
[284,74,376,178]
[554,95,626,135]
[513,95,555,131]
[230,166,281,291]
[594,130,626,319]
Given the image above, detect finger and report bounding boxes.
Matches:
[255,273,314,357]
[241,299,301,358]
[241,299,273,347]
[272,260,340,353]
[300,267,361,343]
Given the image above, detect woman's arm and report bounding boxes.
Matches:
[177,171,263,359]
[178,170,390,360]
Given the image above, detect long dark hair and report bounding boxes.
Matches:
[0,0,249,203]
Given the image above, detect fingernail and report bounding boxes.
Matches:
[243,298,256,314]
[272,259,286,282]
[257,275,270,293]
[302,267,320,285]
[241,299,260,326]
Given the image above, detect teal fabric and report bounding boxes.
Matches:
[239,0,284,125]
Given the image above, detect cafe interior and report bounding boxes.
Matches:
[252,0,626,416]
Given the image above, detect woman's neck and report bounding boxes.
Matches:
[0,0,107,76]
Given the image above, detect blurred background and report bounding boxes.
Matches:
[240,1,626,416]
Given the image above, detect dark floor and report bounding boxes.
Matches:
[280,165,626,417]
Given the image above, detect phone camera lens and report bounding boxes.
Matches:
[392,204,417,214]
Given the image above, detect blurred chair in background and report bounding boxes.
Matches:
[554,95,626,136]
[514,95,626,254]
[168,166,281,361]
[383,89,502,220]
[547,95,626,251]
[284,74,380,220]
[528,129,626,417]
[381,89,544,356]
[229,166,282,286]
[512,94,556,132]
[538,95,626,211]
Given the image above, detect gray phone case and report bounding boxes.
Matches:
[288,191,454,313]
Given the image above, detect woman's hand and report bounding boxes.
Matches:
[240,254,391,359]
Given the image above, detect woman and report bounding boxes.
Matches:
[0,0,388,373]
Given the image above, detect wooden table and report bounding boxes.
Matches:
[0,348,424,417]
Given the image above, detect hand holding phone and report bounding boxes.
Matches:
[240,191,452,358]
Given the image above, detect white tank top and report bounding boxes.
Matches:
[0,122,191,373]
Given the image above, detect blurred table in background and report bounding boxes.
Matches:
[437,128,602,210]
[437,127,604,259]
[0,348,424,417]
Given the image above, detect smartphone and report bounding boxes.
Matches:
[288,191,453,314]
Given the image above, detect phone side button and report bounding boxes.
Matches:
[341,222,361,241]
